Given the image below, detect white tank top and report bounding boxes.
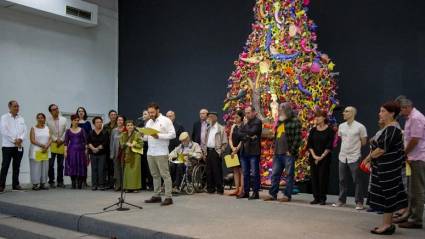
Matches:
[29,126,51,159]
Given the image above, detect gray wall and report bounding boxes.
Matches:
[0,2,118,185]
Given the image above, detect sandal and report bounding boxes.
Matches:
[370,225,395,235]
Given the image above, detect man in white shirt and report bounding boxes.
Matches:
[202,112,227,194]
[46,104,67,188]
[333,106,368,210]
[0,100,27,193]
[143,103,176,206]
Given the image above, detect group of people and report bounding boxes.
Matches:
[0,97,424,234]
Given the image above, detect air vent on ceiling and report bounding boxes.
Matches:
[66,5,92,20]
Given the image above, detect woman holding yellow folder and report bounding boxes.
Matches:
[120,120,143,192]
[29,113,51,190]
[227,110,244,196]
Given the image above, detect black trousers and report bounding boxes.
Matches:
[0,147,23,187]
[170,163,185,187]
[141,142,153,190]
[48,153,64,184]
[310,157,331,202]
[104,156,114,187]
[206,148,223,193]
[91,154,105,187]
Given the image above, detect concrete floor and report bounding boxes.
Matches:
[0,188,424,239]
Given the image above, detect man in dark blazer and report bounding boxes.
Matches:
[192,109,209,145]
[237,106,263,200]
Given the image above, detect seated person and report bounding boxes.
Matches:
[169,132,203,191]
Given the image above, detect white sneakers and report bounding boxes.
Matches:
[332,201,365,210]
[332,201,345,207]
[355,203,365,210]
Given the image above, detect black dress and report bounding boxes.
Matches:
[231,125,242,168]
[369,125,408,213]
[307,126,334,202]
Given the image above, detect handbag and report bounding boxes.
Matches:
[359,159,370,174]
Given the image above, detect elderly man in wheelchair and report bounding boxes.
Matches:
[169,132,203,194]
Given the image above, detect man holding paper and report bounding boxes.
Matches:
[46,104,67,188]
[143,103,176,206]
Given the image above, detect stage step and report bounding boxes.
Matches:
[0,213,106,239]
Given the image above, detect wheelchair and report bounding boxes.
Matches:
[192,160,207,193]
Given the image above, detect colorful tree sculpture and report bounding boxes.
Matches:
[223,0,338,185]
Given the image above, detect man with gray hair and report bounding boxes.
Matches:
[396,98,425,229]
[333,106,368,210]
[264,102,302,202]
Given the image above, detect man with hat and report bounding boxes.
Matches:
[202,111,227,194]
[169,132,203,192]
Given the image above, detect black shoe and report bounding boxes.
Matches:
[12,185,23,191]
[371,225,396,235]
[248,192,259,200]
[160,198,173,206]
[32,184,40,191]
[310,200,320,205]
[49,183,56,189]
[145,196,162,203]
[57,183,65,188]
[39,184,49,190]
[0,186,5,194]
[236,193,249,199]
[92,187,98,191]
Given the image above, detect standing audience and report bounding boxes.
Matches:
[203,111,227,194]
[110,115,126,191]
[264,103,302,202]
[307,110,334,205]
[103,110,118,189]
[237,106,262,200]
[64,114,88,189]
[167,110,186,191]
[192,109,209,145]
[88,117,109,191]
[396,98,425,229]
[46,104,67,188]
[368,102,408,235]
[138,110,153,190]
[333,106,368,210]
[227,110,244,196]
[0,100,27,193]
[29,113,51,190]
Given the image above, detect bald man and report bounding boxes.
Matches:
[333,106,368,210]
[192,109,208,145]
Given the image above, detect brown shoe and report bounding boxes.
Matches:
[398,221,423,229]
[263,195,277,201]
[160,198,173,206]
[144,196,162,203]
[393,217,408,224]
[278,197,291,202]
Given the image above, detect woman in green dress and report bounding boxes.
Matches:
[120,120,142,192]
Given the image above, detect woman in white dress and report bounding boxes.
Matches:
[29,113,51,190]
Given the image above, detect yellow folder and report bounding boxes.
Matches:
[50,142,64,154]
[406,162,411,177]
[137,127,160,136]
[224,154,240,168]
[35,150,49,161]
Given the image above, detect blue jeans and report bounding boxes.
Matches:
[241,155,260,193]
[269,154,295,199]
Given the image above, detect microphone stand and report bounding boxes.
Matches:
[104,145,143,211]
